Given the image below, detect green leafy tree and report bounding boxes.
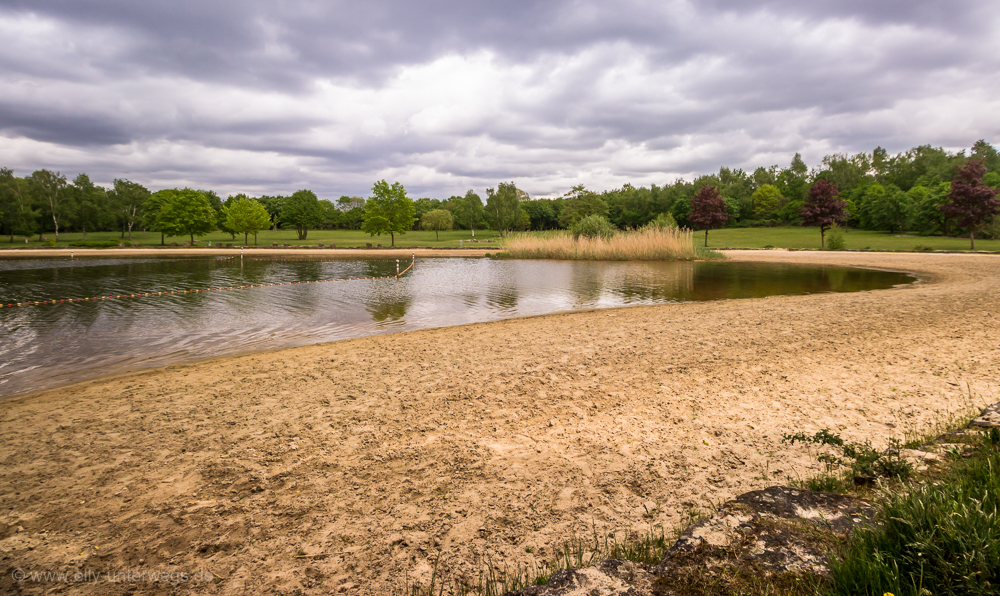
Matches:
[158,188,217,243]
[143,190,173,245]
[69,174,107,240]
[224,196,272,245]
[670,194,692,228]
[412,198,442,230]
[281,189,325,240]
[515,208,531,231]
[419,209,454,240]
[258,195,285,230]
[484,182,521,235]
[751,184,783,219]
[521,199,558,231]
[860,183,912,232]
[777,153,810,202]
[109,179,150,242]
[558,185,609,228]
[29,169,70,241]
[910,184,951,236]
[1,169,38,242]
[362,180,416,246]
[451,190,485,233]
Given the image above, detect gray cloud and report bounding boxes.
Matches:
[0,0,998,198]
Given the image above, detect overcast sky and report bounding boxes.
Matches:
[1,1,998,199]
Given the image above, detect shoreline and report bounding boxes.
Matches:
[0,247,496,258]
[1,251,998,595]
[0,251,923,402]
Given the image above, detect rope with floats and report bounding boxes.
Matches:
[0,254,415,309]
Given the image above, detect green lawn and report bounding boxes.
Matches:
[0,228,501,249]
[703,227,1000,252]
[4,226,997,253]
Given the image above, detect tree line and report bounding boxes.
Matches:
[0,171,527,246]
[2,140,997,245]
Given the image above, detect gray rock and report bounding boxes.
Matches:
[970,402,1000,428]
[504,560,659,596]
[665,486,873,576]
[502,487,874,596]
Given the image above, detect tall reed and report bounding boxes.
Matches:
[500,226,716,261]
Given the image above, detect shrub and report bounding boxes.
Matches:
[571,214,617,240]
[781,428,912,481]
[825,224,846,250]
[981,215,1000,240]
[652,213,678,229]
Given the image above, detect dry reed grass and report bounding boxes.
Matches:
[500,226,714,261]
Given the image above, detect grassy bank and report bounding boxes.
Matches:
[706,227,1000,252]
[0,228,500,249]
[7,227,999,253]
[500,227,716,260]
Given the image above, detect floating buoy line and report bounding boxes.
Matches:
[1,255,415,309]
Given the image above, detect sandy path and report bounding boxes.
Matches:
[1,252,997,595]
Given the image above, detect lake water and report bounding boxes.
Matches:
[0,256,913,398]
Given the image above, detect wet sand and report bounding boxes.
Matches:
[1,251,997,595]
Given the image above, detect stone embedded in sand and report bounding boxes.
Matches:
[504,486,875,596]
[970,402,1000,428]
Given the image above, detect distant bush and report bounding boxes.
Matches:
[825,224,846,250]
[652,213,678,229]
[981,215,1000,240]
[571,215,617,240]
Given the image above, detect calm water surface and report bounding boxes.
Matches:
[0,256,912,397]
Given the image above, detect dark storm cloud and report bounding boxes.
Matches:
[0,0,998,197]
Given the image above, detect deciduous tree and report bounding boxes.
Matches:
[0,168,38,242]
[69,174,106,240]
[29,169,69,241]
[689,185,730,247]
[800,179,847,248]
[419,209,453,240]
[942,158,1000,249]
[484,182,521,235]
[557,185,609,228]
[158,188,217,243]
[362,180,415,247]
[281,190,325,240]
[751,184,783,219]
[224,196,272,245]
[109,178,149,242]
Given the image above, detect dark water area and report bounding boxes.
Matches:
[0,256,913,398]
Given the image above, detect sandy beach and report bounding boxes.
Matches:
[1,251,997,595]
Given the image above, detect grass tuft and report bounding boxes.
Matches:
[393,525,677,596]
[827,439,1000,596]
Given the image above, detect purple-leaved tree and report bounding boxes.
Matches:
[800,178,847,248]
[689,185,729,247]
[942,159,999,250]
